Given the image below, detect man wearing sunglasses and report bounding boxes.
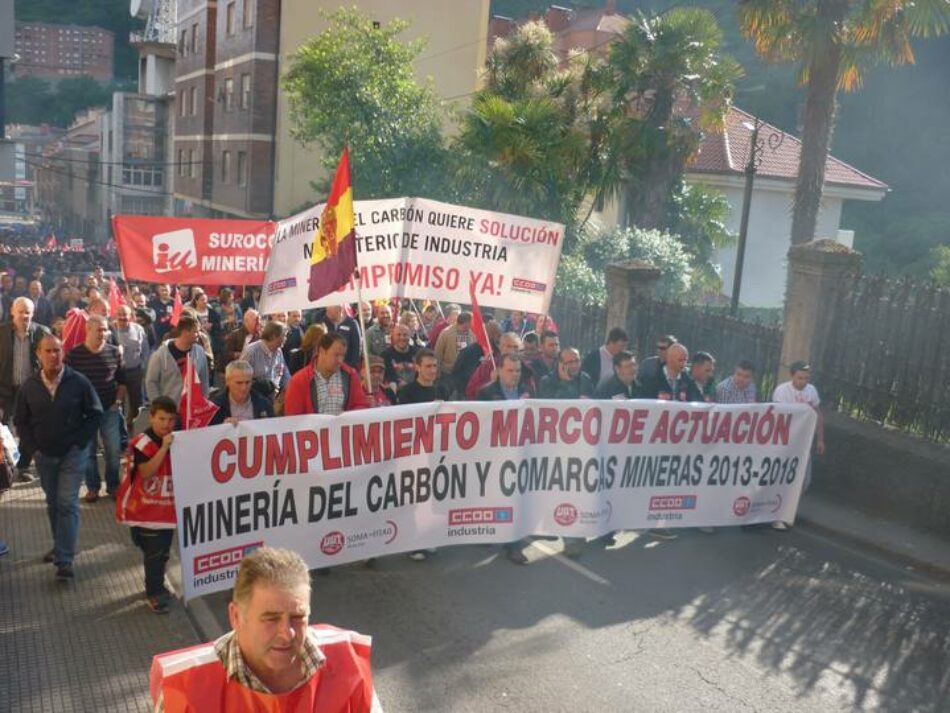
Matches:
[638,334,677,386]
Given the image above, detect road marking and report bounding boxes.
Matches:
[530,541,612,586]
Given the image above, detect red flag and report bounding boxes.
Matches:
[44,233,57,250]
[170,288,183,327]
[308,147,358,301]
[62,308,87,353]
[108,277,127,317]
[468,279,491,357]
[178,355,218,429]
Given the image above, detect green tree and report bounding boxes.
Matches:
[282,7,449,200]
[668,182,735,292]
[6,75,112,127]
[930,245,950,288]
[596,8,742,230]
[738,0,950,246]
[453,21,598,237]
[5,77,54,125]
[555,222,692,303]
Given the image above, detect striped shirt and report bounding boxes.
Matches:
[241,340,289,391]
[12,332,32,387]
[65,343,125,406]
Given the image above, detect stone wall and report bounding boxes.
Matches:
[812,411,950,539]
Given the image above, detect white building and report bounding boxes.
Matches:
[687,107,888,308]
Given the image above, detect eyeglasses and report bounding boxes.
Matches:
[656,344,669,351]
[561,359,581,366]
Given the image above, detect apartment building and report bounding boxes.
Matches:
[13,22,114,82]
[172,0,489,220]
[172,0,279,219]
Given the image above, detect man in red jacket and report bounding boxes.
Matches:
[283,333,369,416]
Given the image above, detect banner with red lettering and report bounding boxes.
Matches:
[171,401,816,600]
[112,215,274,285]
[259,197,565,315]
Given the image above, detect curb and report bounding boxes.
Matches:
[166,553,228,642]
[798,514,950,583]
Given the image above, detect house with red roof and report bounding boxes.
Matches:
[489,2,889,308]
[687,107,887,307]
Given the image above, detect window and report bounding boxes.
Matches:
[190,87,198,115]
[179,90,186,117]
[189,149,197,179]
[226,2,236,34]
[221,151,231,183]
[191,23,199,54]
[224,77,234,111]
[240,73,251,110]
[243,0,253,29]
[178,149,185,177]
[179,29,187,55]
[237,151,247,186]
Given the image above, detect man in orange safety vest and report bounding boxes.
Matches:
[150,547,382,712]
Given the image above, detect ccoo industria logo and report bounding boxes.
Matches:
[194,541,262,574]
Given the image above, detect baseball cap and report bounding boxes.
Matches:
[789,360,811,374]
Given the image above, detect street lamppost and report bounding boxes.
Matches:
[730,117,785,316]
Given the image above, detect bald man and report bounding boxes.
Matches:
[640,342,693,402]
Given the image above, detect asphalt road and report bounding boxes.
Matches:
[205,526,950,713]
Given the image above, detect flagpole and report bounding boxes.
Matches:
[483,322,497,374]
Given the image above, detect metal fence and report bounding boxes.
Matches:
[817,275,950,443]
[550,293,783,397]
[549,293,608,354]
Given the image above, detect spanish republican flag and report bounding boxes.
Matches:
[308,147,358,302]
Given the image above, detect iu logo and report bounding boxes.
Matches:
[152,229,197,273]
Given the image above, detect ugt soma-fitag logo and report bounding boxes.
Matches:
[447,507,513,537]
[152,228,198,273]
[732,494,783,518]
[192,541,262,588]
[647,494,697,522]
[553,501,612,527]
[319,522,399,556]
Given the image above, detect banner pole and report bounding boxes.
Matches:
[186,354,193,429]
[354,270,372,392]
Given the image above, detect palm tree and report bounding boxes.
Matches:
[597,8,741,230]
[453,22,598,235]
[738,0,950,245]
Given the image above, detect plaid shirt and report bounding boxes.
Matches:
[155,630,325,712]
[314,370,346,415]
[715,376,757,404]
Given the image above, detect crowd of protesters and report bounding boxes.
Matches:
[0,243,824,596]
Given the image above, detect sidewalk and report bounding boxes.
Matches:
[797,494,950,580]
[0,479,199,713]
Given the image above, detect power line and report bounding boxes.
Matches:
[29,152,201,167]
[22,156,175,197]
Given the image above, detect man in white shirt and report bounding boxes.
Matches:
[771,360,826,530]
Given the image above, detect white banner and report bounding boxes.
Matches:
[259,197,565,315]
[171,401,816,600]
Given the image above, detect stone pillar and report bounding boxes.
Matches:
[604,259,661,340]
[779,239,862,383]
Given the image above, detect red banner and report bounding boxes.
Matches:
[112,215,275,285]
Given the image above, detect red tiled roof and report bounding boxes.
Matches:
[689,106,888,191]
